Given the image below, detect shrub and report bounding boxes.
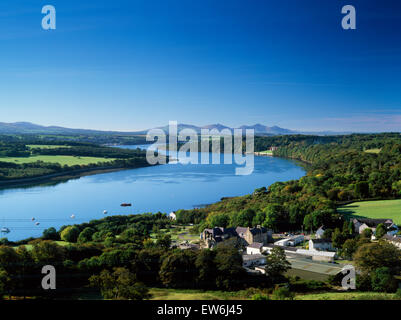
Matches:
[60,226,80,243]
[252,293,270,300]
[271,286,294,300]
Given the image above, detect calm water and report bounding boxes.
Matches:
[0,146,305,241]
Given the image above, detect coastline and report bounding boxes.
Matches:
[0,166,140,189]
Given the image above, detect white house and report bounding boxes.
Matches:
[274,235,304,247]
[309,239,333,251]
[352,218,398,235]
[242,254,266,267]
[246,242,263,255]
[315,226,325,239]
[168,212,176,220]
[296,248,336,262]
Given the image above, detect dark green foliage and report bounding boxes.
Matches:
[265,247,291,281]
[371,267,397,293]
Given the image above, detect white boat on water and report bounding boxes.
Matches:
[1,227,10,233]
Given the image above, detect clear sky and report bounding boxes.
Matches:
[0,0,400,132]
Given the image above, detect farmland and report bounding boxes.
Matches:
[338,199,401,224]
[0,155,115,166]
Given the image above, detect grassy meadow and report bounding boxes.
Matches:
[0,155,115,166]
[338,199,401,224]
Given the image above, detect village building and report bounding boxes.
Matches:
[242,254,266,267]
[200,226,272,249]
[296,249,336,262]
[246,242,263,255]
[274,235,304,247]
[352,218,398,235]
[168,212,176,220]
[309,238,333,251]
[383,234,401,249]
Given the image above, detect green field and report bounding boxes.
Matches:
[149,288,265,300]
[338,199,401,224]
[258,150,273,155]
[0,155,115,166]
[27,145,72,149]
[295,291,401,300]
[149,288,401,300]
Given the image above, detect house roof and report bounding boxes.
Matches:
[310,238,332,244]
[250,226,268,235]
[353,218,393,228]
[264,243,298,252]
[383,234,401,243]
[248,242,263,249]
[236,227,248,235]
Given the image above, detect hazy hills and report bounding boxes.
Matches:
[0,121,351,136]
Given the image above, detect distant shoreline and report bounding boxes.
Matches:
[0,166,135,189]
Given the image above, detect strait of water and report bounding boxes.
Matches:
[0,145,305,241]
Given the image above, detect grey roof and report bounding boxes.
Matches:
[250,226,268,235]
[236,227,248,235]
[383,234,401,243]
[353,218,393,228]
[264,243,298,252]
[310,238,332,244]
[248,242,263,249]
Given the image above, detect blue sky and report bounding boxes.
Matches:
[0,0,400,132]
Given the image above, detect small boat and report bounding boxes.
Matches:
[103,210,108,215]
[1,227,10,233]
[71,214,75,219]
[31,217,35,221]
[35,222,40,226]
[120,203,132,207]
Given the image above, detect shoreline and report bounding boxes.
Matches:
[0,166,140,190]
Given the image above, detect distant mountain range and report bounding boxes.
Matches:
[0,121,353,136]
[150,123,351,136]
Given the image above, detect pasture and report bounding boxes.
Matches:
[0,155,115,166]
[338,199,401,224]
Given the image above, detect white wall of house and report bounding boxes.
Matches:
[242,255,266,267]
[246,246,262,255]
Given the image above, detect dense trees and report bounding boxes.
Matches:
[89,268,150,300]
[353,241,401,292]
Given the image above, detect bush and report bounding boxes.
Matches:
[271,286,294,300]
[289,279,329,292]
[251,293,270,300]
[60,226,80,243]
[371,267,397,293]
[78,227,95,243]
[43,227,60,241]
